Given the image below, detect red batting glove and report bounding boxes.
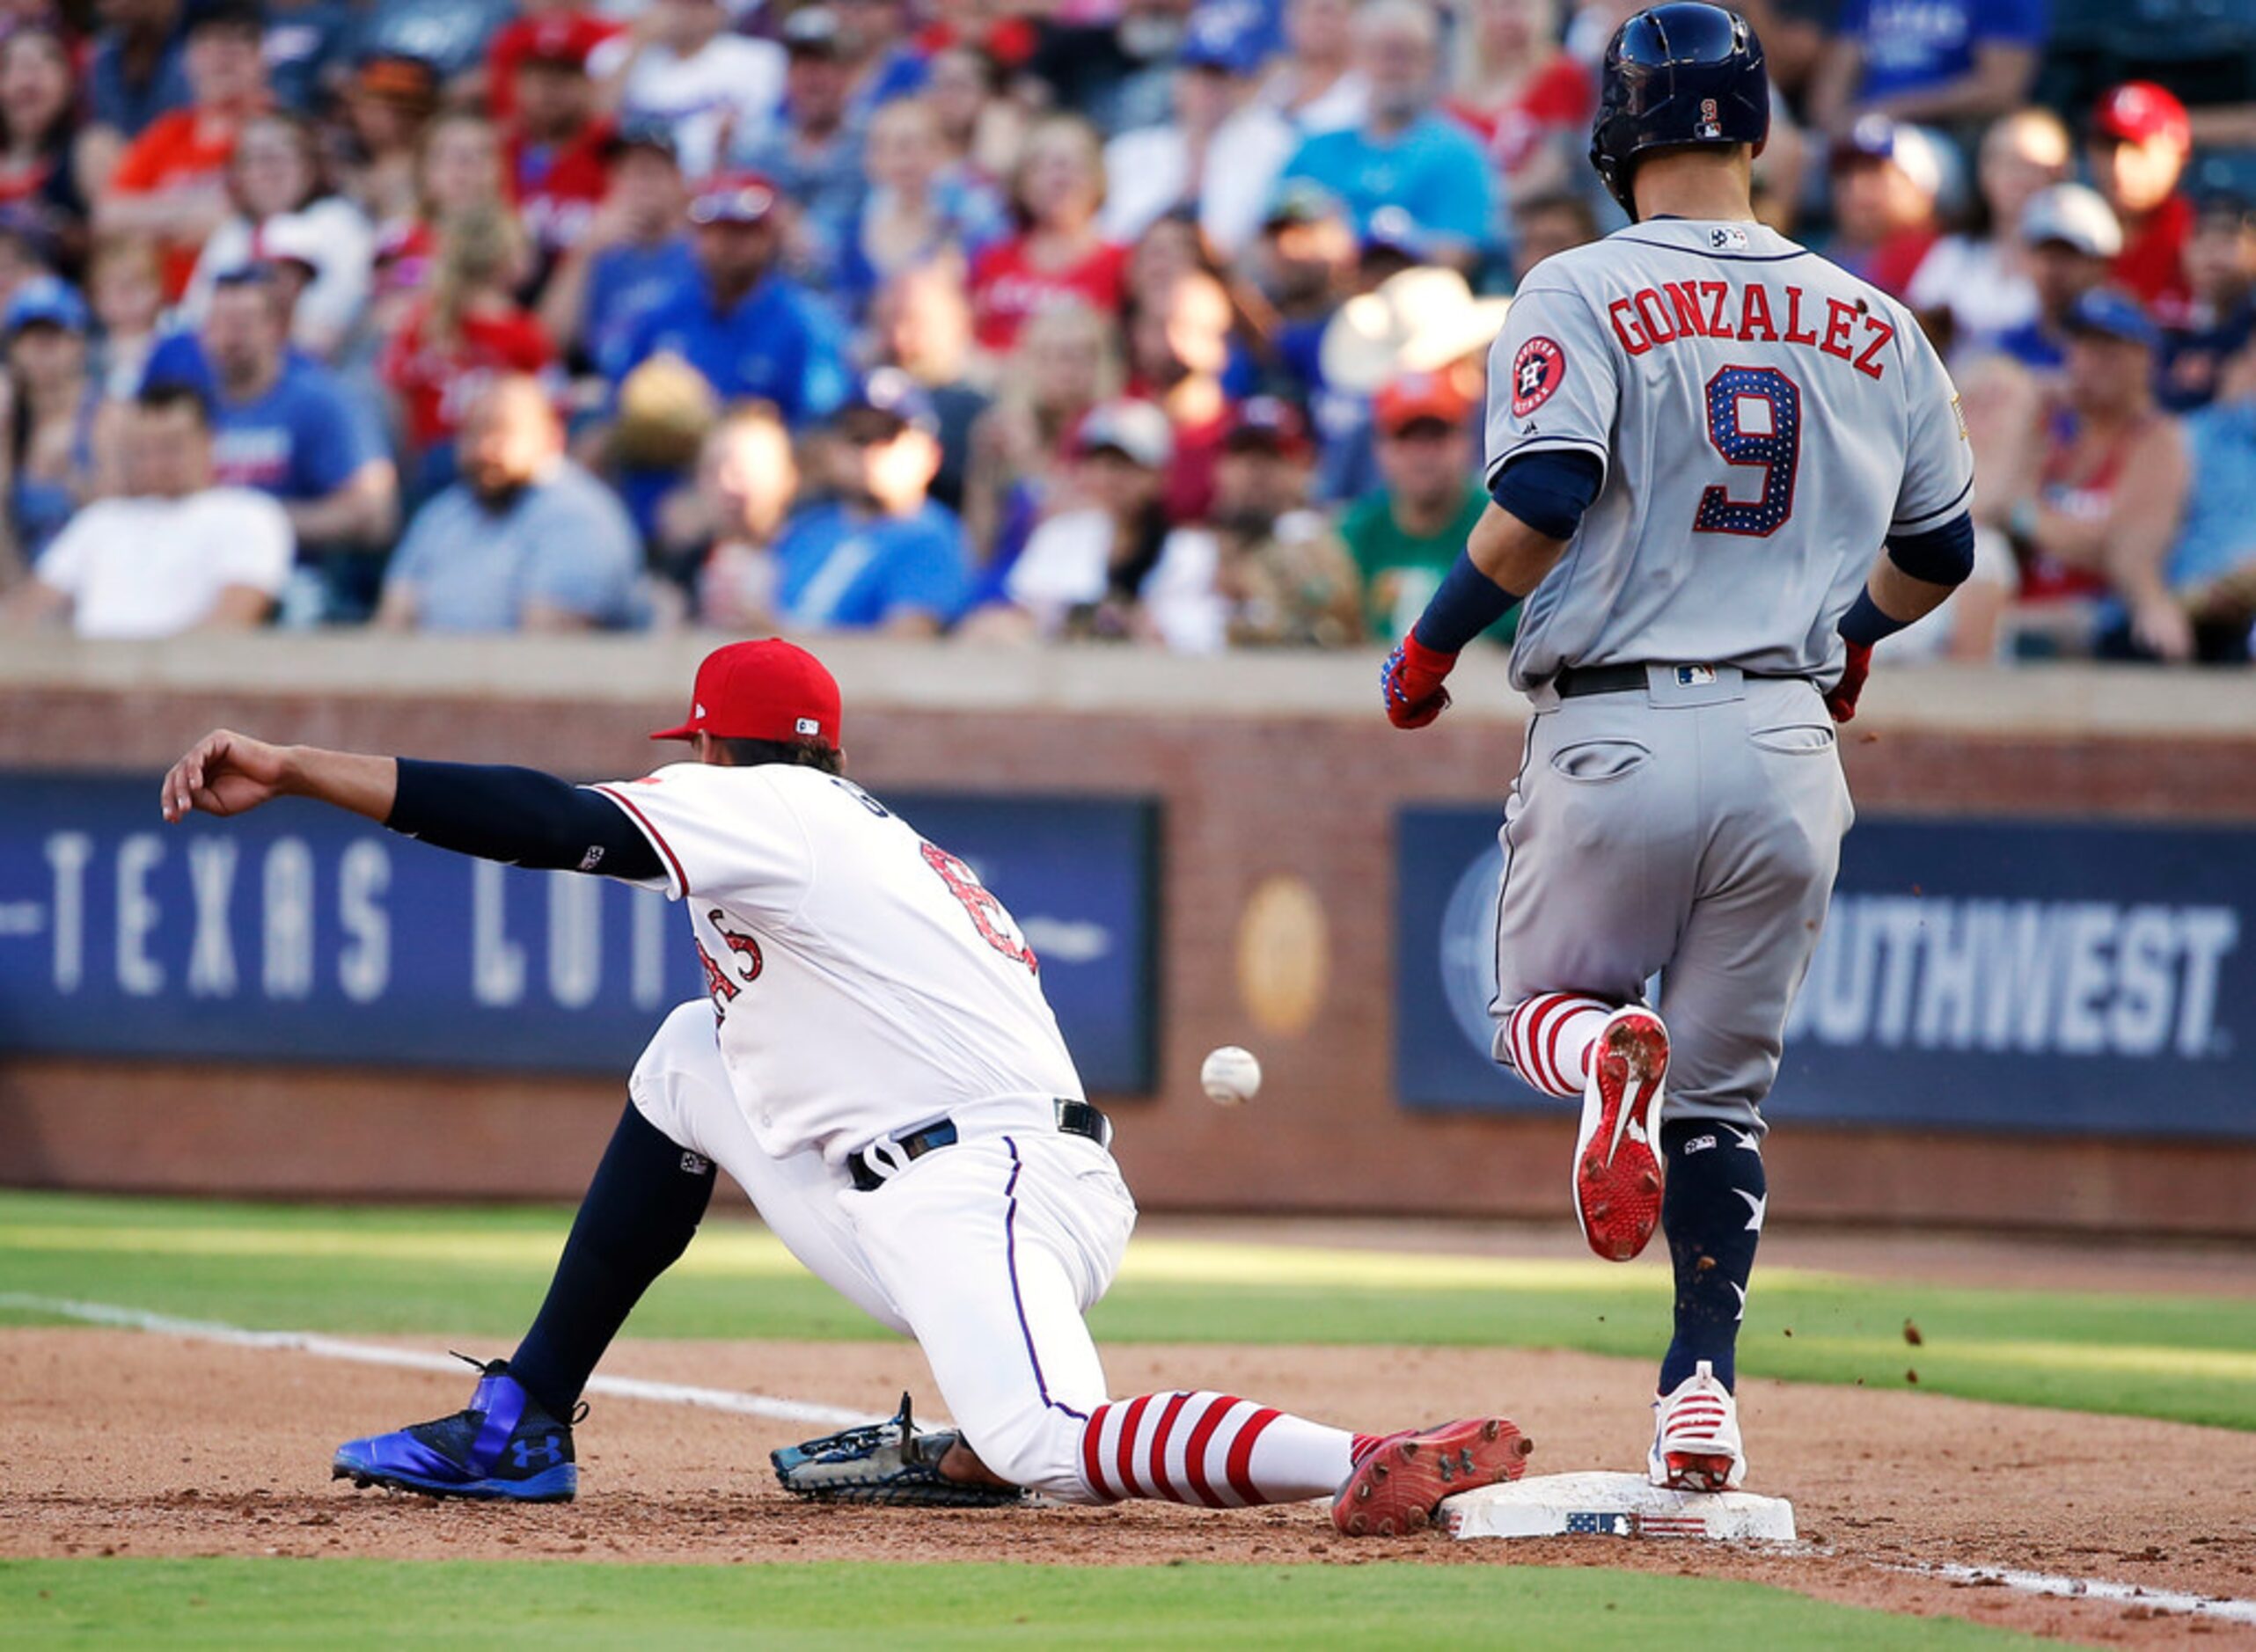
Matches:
[1381,634,1458,729]
[1826,640,1872,724]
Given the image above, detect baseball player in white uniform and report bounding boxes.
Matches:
[161,639,1530,1535]
[1381,4,1976,1492]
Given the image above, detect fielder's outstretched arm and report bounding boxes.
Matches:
[161,730,662,880]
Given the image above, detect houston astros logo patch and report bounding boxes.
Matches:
[1511,336,1565,418]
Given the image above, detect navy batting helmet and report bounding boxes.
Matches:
[1590,4,1769,221]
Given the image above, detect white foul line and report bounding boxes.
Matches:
[1893,1561,2256,1626]
[0,1293,875,1428]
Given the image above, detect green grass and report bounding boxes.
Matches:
[0,1559,2040,1649]
[3,1190,2252,1429]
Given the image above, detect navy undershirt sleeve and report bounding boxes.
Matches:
[387,759,663,881]
[1884,510,1976,586]
[1489,449,1604,542]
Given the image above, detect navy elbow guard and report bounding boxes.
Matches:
[1885,511,1976,587]
[1489,450,1604,543]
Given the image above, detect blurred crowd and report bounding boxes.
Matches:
[2,0,2255,664]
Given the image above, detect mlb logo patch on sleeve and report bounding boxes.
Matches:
[1511,337,1566,418]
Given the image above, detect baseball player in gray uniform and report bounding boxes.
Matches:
[1381,4,1976,1493]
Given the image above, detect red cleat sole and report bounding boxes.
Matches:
[1576,1012,1667,1262]
[1332,1417,1533,1538]
[1660,1451,1737,1493]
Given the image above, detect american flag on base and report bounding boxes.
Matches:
[1630,1513,1711,1539]
[1563,1509,1710,1539]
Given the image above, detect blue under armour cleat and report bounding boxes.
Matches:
[333,1356,582,1502]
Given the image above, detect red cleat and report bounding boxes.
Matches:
[1332,1417,1532,1537]
[1574,1006,1668,1262]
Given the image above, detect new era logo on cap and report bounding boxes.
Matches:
[649,640,843,749]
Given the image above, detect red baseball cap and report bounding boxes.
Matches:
[650,640,844,747]
[1373,369,1469,434]
[2093,81,2191,150]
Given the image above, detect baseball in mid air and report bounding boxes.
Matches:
[1200,1046,1262,1106]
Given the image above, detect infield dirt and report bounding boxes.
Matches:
[4,1328,2252,1647]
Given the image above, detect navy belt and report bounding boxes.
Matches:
[847,1100,1110,1192]
[1552,663,1812,698]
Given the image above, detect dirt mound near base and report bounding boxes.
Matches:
[4,1330,2252,1647]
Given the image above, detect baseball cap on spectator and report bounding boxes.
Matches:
[1361,205,1439,266]
[4,275,87,337]
[358,53,441,106]
[1373,370,1469,436]
[1263,179,1345,232]
[211,258,287,291]
[604,118,680,162]
[838,366,939,441]
[2020,182,2122,258]
[2064,287,2159,350]
[519,13,607,71]
[189,0,264,40]
[1222,396,1310,457]
[1073,399,1174,469]
[782,6,848,57]
[689,173,780,227]
[2092,81,2192,152]
[649,639,845,748]
[1829,114,1944,201]
[1179,8,1264,77]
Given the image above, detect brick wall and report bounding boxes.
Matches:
[4,638,2252,1234]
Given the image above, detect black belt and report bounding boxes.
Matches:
[846,1100,1110,1192]
[1552,662,1813,699]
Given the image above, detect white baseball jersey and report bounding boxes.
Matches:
[588,764,1084,1163]
[1484,218,1974,691]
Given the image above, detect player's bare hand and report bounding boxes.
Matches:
[1824,640,1872,724]
[1381,638,1459,730]
[161,729,294,822]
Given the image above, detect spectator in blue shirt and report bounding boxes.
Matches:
[1810,0,2045,139]
[161,266,398,618]
[1278,0,1495,273]
[613,173,853,428]
[773,369,971,634]
[732,7,868,284]
[538,122,699,381]
[377,376,643,632]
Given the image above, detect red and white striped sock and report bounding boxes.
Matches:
[1504,992,1616,1099]
[1078,1392,1355,1505]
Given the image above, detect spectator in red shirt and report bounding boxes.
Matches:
[506,23,617,268]
[95,0,269,299]
[1824,114,1943,297]
[342,55,443,252]
[969,113,1127,355]
[487,5,622,127]
[381,204,557,494]
[1446,0,1592,209]
[368,113,508,342]
[2088,81,2196,321]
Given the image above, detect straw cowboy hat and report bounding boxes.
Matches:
[1319,267,1513,396]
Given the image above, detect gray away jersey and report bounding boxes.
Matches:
[1485,217,1974,691]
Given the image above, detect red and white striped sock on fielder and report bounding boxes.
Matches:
[1504,992,1616,1099]
[1079,1392,1357,1504]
